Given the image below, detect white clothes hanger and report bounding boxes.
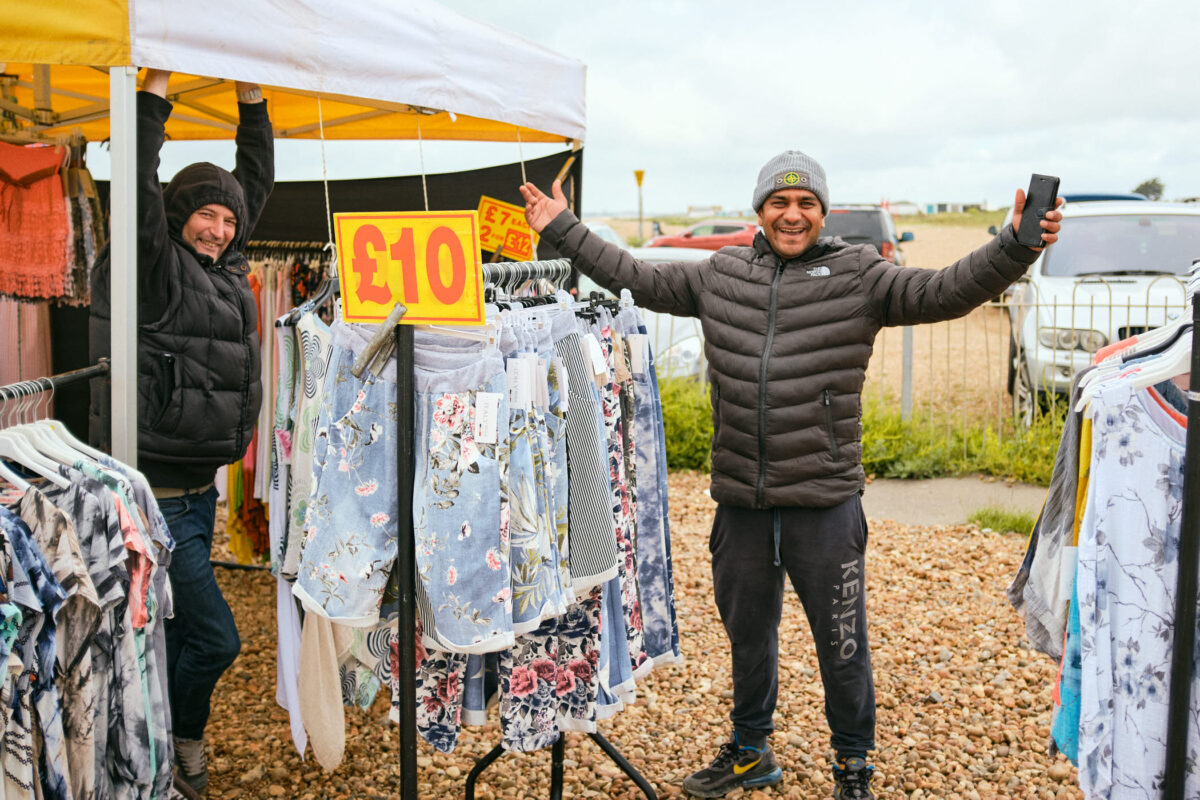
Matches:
[0,431,71,489]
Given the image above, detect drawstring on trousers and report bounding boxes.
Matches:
[772,508,781,567]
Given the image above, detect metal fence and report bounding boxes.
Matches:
[862,275,1191,434]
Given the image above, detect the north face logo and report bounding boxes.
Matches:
[807,265,830,277]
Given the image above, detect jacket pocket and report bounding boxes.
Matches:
[147,352,183,433]
[822,389,840,460]
[710,379,721,444]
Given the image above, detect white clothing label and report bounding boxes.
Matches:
[627,333,648,376]
[507,359,531,413]
[583,333,608,381]
[519,354,538,413]
[551,357,569,413]
[474,392,502,444]
[536,357,550,411]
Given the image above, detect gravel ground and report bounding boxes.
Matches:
[204,470,1081,799]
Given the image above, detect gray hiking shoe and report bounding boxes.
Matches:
[174,736,208,797]
[682,739,783,798]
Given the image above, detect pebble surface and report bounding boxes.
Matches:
[204,470,1081,799]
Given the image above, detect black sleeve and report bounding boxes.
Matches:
[231,100,275,249]
[135,91,175,304]
[542,209,708,317]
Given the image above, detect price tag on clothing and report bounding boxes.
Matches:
[535,357,551,412]
[551,357,569,413]
[474,392,502,444]
[612,334,632,384]
[477,195,538,261]
[582,333,609,384]
[627,333,649,376]
[334,211,485,325]
[508,357,534,413]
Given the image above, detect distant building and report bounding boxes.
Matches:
[687,204,723,218]
[923,201,988,214]
[887,201,921,216]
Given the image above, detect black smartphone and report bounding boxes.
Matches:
[1015,173,1060,248]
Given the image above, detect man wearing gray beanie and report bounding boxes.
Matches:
[521,153,1061,799]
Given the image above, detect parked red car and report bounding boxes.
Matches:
[646,219,758,250]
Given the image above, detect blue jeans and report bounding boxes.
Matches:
[161,486,240,740]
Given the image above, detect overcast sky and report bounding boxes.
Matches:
[100,0,1200,216]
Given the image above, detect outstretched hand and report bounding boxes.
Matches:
[1011,188,1064,251]
[519,179,568,234]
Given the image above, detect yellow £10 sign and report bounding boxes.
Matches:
[333,211,485,325]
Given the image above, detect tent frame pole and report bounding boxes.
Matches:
[1164,292,1200,800]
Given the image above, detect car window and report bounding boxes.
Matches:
[689,225,715,236]
[1040,214,1200,277]
[713,225,745,234]
[822,210,886,245]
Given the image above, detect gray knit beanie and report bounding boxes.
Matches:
[752,150,828,214]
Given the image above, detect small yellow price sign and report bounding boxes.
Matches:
[477,195,537,261]
[334,211,485,325]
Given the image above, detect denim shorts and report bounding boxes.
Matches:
[294,323,400,626]
[413,347,517,653]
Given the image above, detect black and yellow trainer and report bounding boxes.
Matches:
[833,755,876,799]
[682,738,783,798]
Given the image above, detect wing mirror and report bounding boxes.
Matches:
[899,231,914,243]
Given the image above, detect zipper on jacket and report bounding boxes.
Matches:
[822,389,840,460]
[755,262,786,507]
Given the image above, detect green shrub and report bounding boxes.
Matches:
[968,505,1037,536]
[861,398,1063,486]
[653,380,1063,484]
[658,375,712,470]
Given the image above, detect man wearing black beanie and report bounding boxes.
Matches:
[89,67,274,798]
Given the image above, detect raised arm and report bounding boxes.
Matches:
[135,69,175,299]
[520,180,708,317]
[863,189,1063,326]
[230,81,274,249]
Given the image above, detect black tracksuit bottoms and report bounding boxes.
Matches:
[709,496,875,756]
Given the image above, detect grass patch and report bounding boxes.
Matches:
[860,397,1063,486]
[968,505,1037,536]
[656,378,1063,485]
[894,208,1006,228]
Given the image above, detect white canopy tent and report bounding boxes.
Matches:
[0,0,587,463]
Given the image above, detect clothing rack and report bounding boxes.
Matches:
[394,258,657,800]
[0,358,110,404]
[1164,291,1200,800]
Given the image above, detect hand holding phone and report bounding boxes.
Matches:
[1015,173,1060,248]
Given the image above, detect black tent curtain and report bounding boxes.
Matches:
[50,150,584,437]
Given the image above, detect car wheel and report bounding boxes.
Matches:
[1011,352,1038,427]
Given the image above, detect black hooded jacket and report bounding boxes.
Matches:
[89,91,275,488]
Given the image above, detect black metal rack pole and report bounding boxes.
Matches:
[396,323,418,800]
[0,358,111,400]
[1164,294,1200,800]
[399,259,657,798]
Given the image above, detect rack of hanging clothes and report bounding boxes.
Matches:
[1007,267,1200,799]
[0,357,180,800]
[265,254,680,797]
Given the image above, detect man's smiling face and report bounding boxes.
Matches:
[757,188,824,259]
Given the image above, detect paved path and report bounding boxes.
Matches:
[860,476,1046,527]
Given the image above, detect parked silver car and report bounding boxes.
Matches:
[578,223,711,378]
[1006,200,1200,423]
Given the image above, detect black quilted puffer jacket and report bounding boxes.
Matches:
[542,210,1037,508]
[89,91,274,489]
